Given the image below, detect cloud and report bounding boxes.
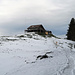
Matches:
[0,0,75,35]
[0,0,60,23]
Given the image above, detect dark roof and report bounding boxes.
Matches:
[27,24,45,31]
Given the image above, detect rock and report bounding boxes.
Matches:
[40,54,48,59]
[37,54,48,60]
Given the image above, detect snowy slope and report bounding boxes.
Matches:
[0,33,75,75]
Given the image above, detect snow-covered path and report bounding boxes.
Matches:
[0,33,75,75]
[53,39,75,75]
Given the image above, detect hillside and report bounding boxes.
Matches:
[0,32,75,75]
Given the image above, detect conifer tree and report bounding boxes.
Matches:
[67,18,75,41]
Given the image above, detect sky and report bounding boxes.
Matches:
[0,0,75,36]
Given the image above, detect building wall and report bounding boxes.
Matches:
[45,32,48,35]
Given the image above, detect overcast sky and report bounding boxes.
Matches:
[0,0,75,36]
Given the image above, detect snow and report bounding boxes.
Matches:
[0,33,75,75]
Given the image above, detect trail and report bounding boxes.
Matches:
[54,40,75,75]
[62,43,75,75]
[61,57,74,75]
[52,38,75,75]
